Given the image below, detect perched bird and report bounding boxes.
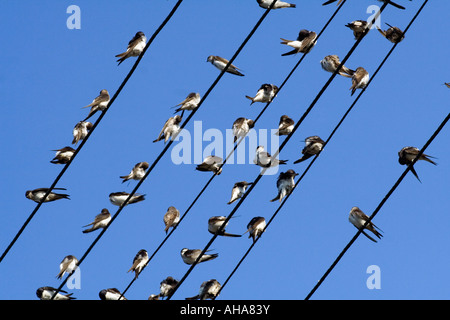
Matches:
[26,188,70,203]
[50,147,75,164]
[232,117,255,143]
[56,255,78,280]
[349,207,383,243]
[36,286,75,300]
[173,92,201,116]
[398,146,437,182]
[109,192,145,206]
[82,89,110,121]
[376,23,405,43]
[115,31,147,65]
[275,115,295,136]
[228,181,252,204]
[207,55,244,76]
[257,0,296,9]
[293,136,325,164]
[280,29,317,56]
[320,55,354,78]
[186,279,221,300]
[72,121,93,145]
[254,145,288,168]
[180,248,218,265]
[120,161,149,183]
[345,20,369,40]
[163,206,180,234]
[196,155,223,175]
[208,216,241,237]
[148,294,160,300]
[99,288,127,300]
[127,249,148,279]
[159,276,179,299]
[322,0,409,10]
[245,83,278,105]
[244,216,266,243]
[153,115,182,143]
[82,208,111,234]
[350,67,369,96]
[270,169,298,202]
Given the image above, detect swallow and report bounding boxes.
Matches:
[173,92,201,117]
[322,0,409,10]
[163,206,180,234]
[257,0,296,9]
[186,279,221,300]
[345,20,370,40]
[270,169,298,202]
[82,208,111,233]
[25,188,70,203]
[350,67,369,96]
[115,31,147,65]
[180,248,218,265]
[232,117,255,143]
[275,115,295,136]
[36,286,75,300]
[196,155,223,175]
[128,249,148,279]
[208,216,242,237]
[376,23,405,43]
[244,216,266,243]
[245,83,278,105]
[148,294,160,300]
[159,276,179,299]
[207,55,244,76]
[153,115,182,143]
[254,145,288,168]
[50,147,75,164]
[72,121,93,145]
[120,161,149,183]
[320,55,355,78]
[56,255,78,280]
[99,288,127,300]
[349,206,383,243]
[228,181,252,204]
[109,191,145,206]
[82,89,110,121]
[398,146,437,182]
[281,29,317,56]
[293,136,325,164]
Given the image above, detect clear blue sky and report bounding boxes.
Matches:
[1,0,449,300]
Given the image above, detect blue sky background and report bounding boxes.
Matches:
[1,0,449,300]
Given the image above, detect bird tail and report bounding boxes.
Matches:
[221,232,242,238]
[245,95,255,105]
[280,38,291,45]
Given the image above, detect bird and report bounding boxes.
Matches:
[280,29,317,56]
[275,115,295,136]
[25,188,70,203]
[208,216,242,237]
[349,207,383,243]
[153,115,182,143]
[398,146,437,182]
[253,145,288,168]
[163,206,180,234]
[82,208,111,234]
[196,155,223,175]
[320,55,355,78]
[322,0,409,10]
[444,82,450,88]
[270,169,298,202]
[293,136,325,164]
[109,192,145,206]
[99,288,127,300]
[232,117,255,143]
[244,216,266,243]
[120,161,149,183]
[350,67,369,96]
[207,55,244,76]
[72,121,93,145]
[228,181,252,204]
[115,31,147,65]
[186,279,221,300]
[148,294,160,300]
[127,249,148,279]
[173,92,201,117]
[257,0,296,9]
[180,248,218,265]
[82,89,110,121]
[50,146,75,164]
[376,23,405,43]
[36,286,75,300]
[345,20,370,40]
[245,83,278,105]
[159,276,179,299]
[56,255,78,280]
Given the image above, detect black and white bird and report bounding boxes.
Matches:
[376,23,405,43]
[350,67,369,96]
[163,206,180,234]
[115,31,147,65]
[257,0,296,9]
[36,287,75,300]
[320,55,354,78]
[254,145,288,168]
[120,161,149,183]
[109,192,145,206]
[159,276,179,299]
[72,121,93,145]
[99,288,127,300]
[207,55,244,76]
[82,208,111,234]
[196,156,223,175]
[228,181,252,204]
[180,248,218,265]
[293,136,325,164]
[244,216,266,243]
[153,115,182,143]
[345,20,370,40]
[275,115,295,136]
[398,146,437,182]
[82,89,110,121]
[349,207,383,243]
[281,29,317,56]
[26,188,70,203]
[245,83,278,105]
[56,255,78,280]
[50,147,75,164]
[270,169,298,202]
[127,249,148,279]
[232,117,255,143]
[186,279,221,300]
[208,216,241,237]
